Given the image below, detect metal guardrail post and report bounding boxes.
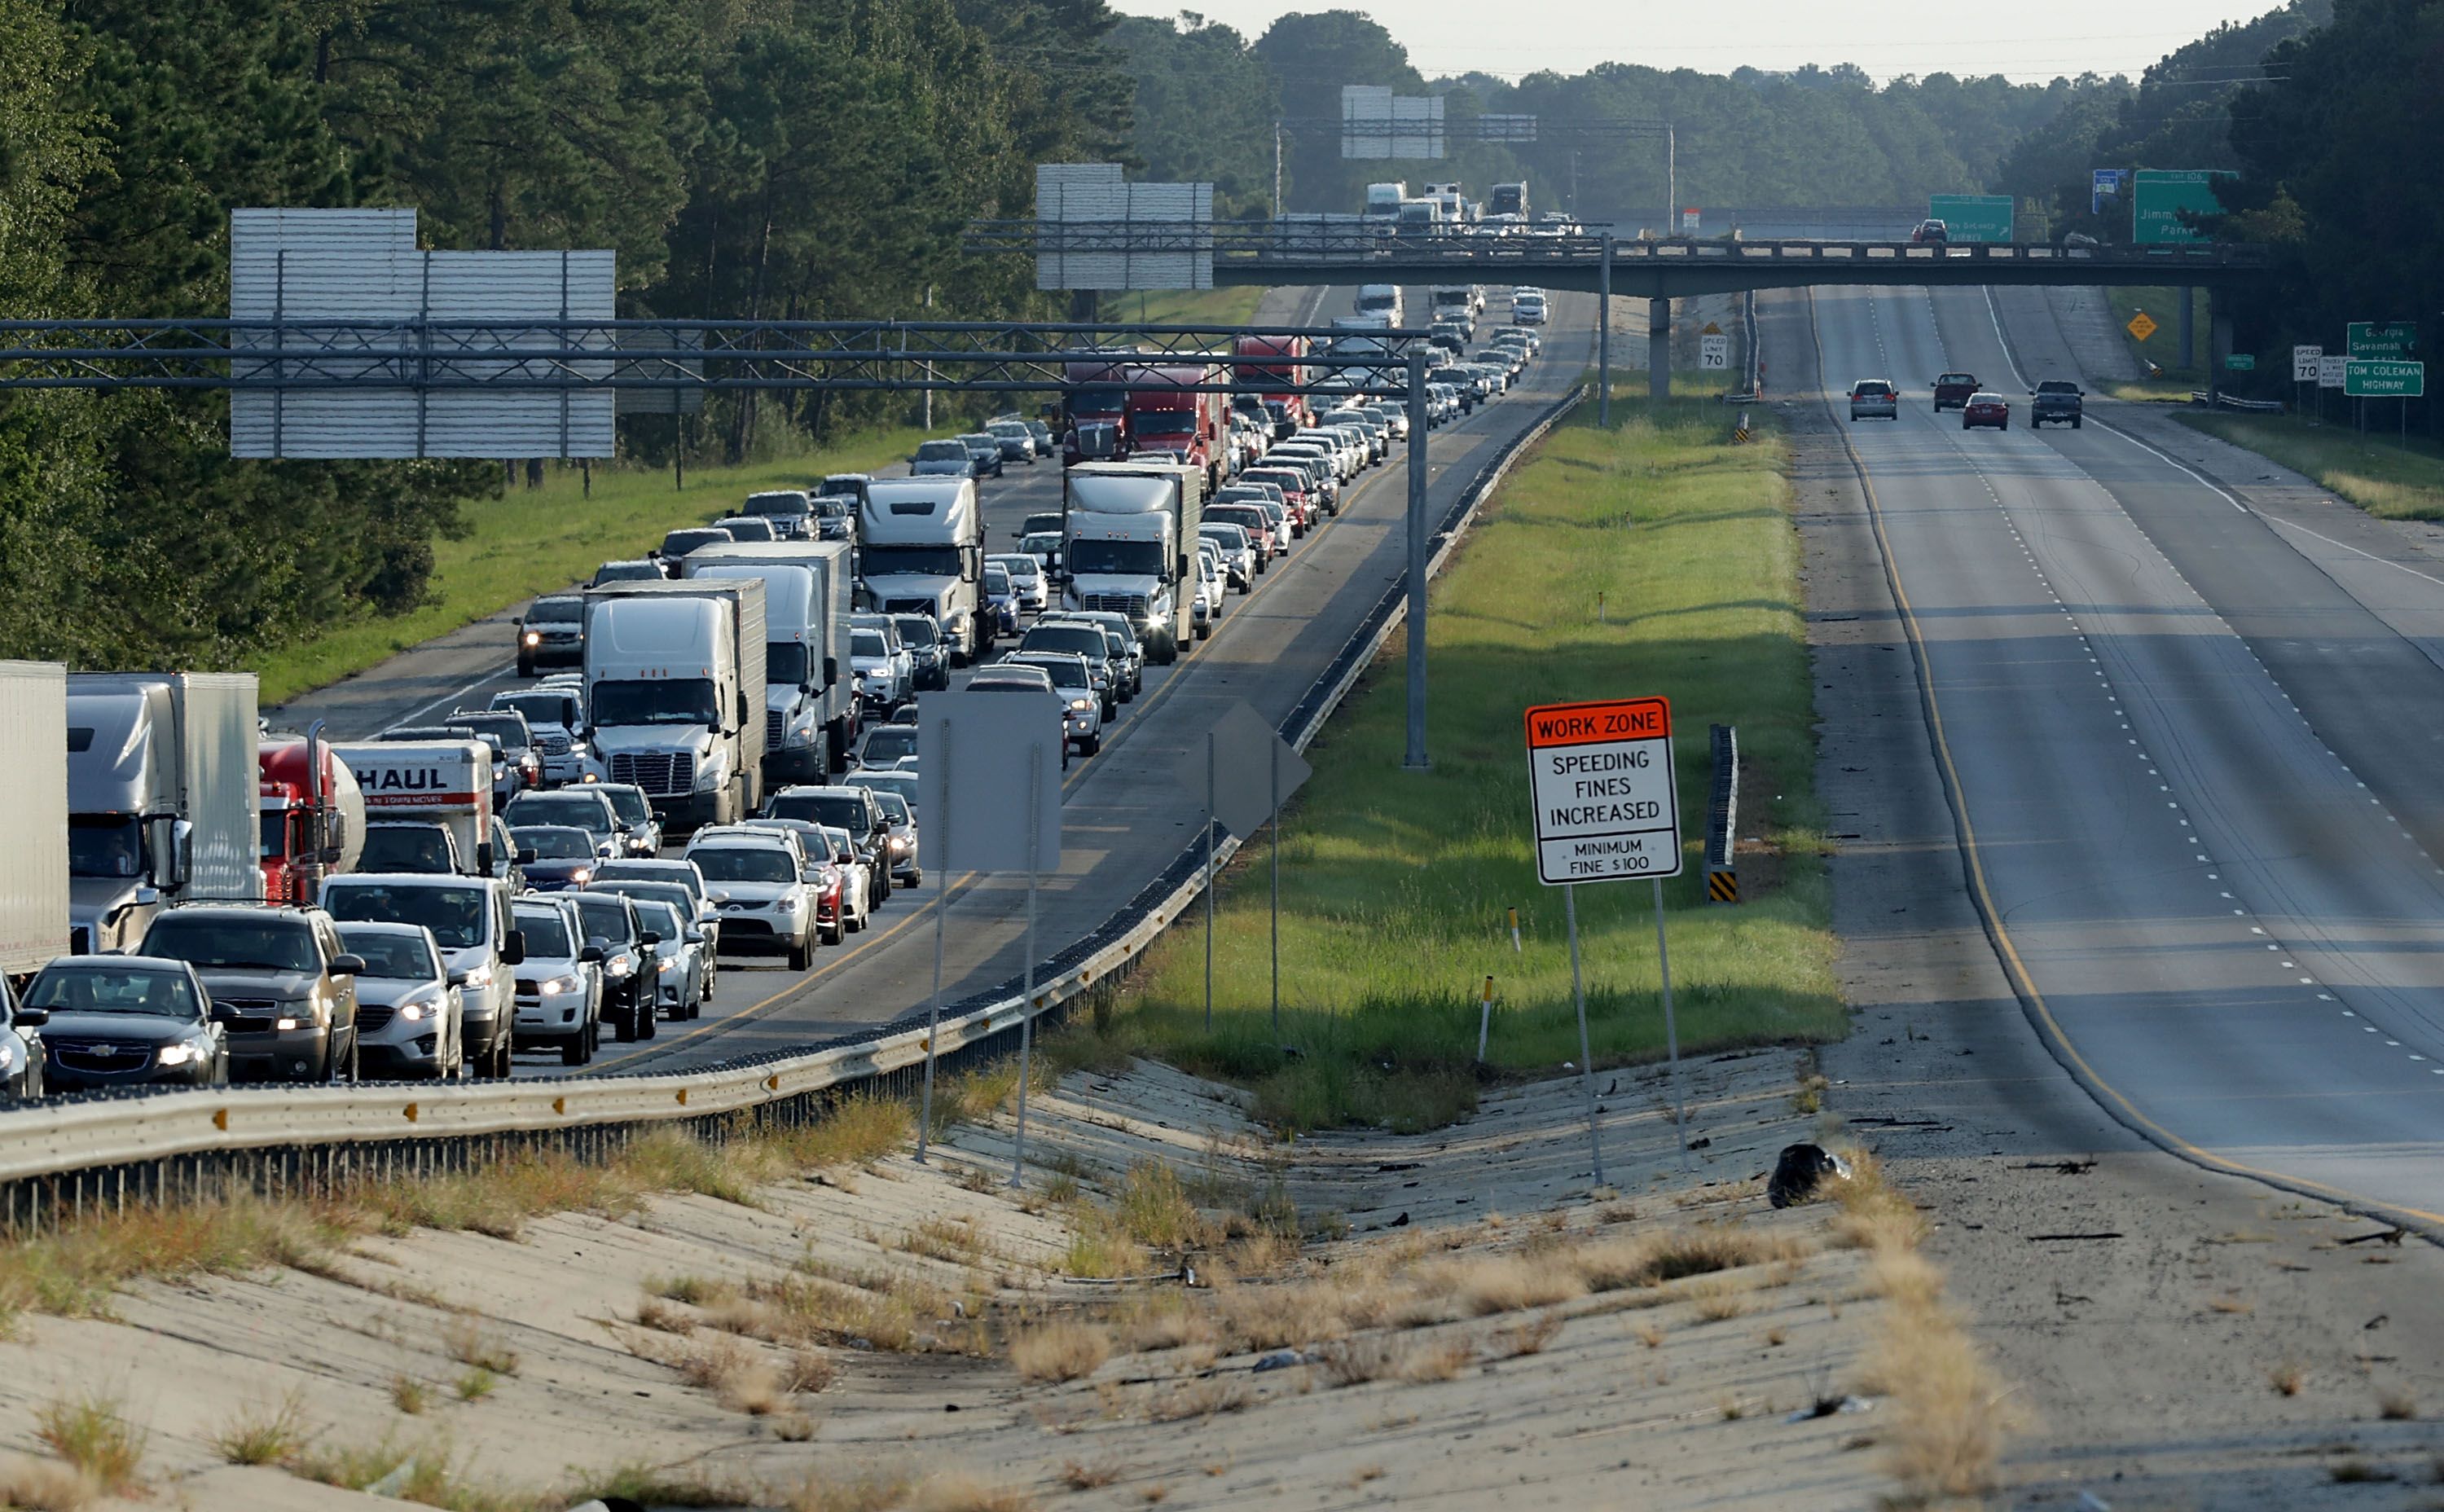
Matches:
[1598,232,1612,426]
[1404,345,1431,770]
[1705,723,1738,903]
[1649,297,1670,401]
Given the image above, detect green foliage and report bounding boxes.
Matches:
[0,0,1126,683]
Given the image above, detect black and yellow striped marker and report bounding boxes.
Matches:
[1706,868,1738,903]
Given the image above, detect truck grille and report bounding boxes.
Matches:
[355,1005,394,1033]
[766,720,785,753]
[1083,591,1149,618]
[534,732,572,756]
[881,598,936,618]
[609,752,693,796]
[213,997,283,1034]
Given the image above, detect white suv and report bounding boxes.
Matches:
[683,829,815,971]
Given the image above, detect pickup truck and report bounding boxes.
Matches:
[2030,380,2084,429]
[1932,373,1980,411]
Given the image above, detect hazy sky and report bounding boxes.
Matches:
[1110,2,2291,84]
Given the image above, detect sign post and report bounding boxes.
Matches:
[1174,702,1312,1037]
[2293,345,2322,421]
[2319,352,2346,425]
[1524,696,1690,1185]
[1699,323,1730,371]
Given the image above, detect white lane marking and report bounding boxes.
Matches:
[2086,419,2250,514]
[386,662,519,732]
[2258,511,2444,591]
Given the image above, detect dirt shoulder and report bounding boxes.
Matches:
[1778,284,2444,1509]
[0,1045,1958,1511]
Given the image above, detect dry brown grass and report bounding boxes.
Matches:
[0,1453,94,1511]
[1826,1148,1927,1252]
[1010,1320,1112,1383]
[635,1295,696,1334]
[1426,1254,1589,1316]
[1686,1276,1750,1322]
[2379,1387,2418,1421]
[782,1347,838,1395]
[751,1268,971,1356]
[779,1470,912,1512]
[33,1393,143,1497]
[1632,1318,1666,1350]
[2269,1361,2306,1397]
[389,1374,429,1415]
[2208,1294,2254,1316]
[440,1316,520,1376]
[209,1391,312,1466]
[1148,1381,1251,1422]
[1567,1223,1808,1294]
[1396,1335,1476,1382]
[1060,1458,1123,1490]
[910,1472,1036,1511]
[1113,1290,1219,1354]
[1493,1312,1563,1358]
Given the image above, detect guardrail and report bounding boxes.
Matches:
[0,379,1591,1234]
[2193,390,2286,413]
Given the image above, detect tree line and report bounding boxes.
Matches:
[0,0,1126,672]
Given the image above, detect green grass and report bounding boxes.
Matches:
[255,429,942,705]
[2174,411,2444,521]
[1081,382,1842,1132]
[2103,285,2209,398]
[1100,287,1267,327]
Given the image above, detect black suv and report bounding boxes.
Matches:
[2030,380,2084,429]
[139,904,367,1082]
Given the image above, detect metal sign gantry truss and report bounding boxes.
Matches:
[0,319,1429,396]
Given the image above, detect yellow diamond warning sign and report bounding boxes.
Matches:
[2126,310,2158,343]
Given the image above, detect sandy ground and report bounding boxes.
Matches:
[0,1048,1932,1511]
[1782,283,2444,1510]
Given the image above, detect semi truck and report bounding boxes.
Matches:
[332,739,495,877]
[1,662,68,983]
[1062,359,1138,466]
[1364,182,1406,226]
[1123,365,1230,495]
[582,578,769,833]
[1234,335,1311,439]
[258,728,366,903]
[1062,459,1204,665]
[860,477,988,666]
[66,672,262,955]
[1488,181,1528,220]
[681,538,859,781]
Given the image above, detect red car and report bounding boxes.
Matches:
[1963,392,2011,431]
[1932,371,1981,411]
[1910,218,1949,245]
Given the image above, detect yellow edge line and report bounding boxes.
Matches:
[1806,287,2444,1231]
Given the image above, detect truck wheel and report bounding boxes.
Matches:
[2072,416,2082,429]
[823,918,844,946]
[638,995,658,1039]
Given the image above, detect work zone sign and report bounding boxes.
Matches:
[1524,697,1682,886]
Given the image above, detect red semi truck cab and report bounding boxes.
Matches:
[1062,362,1136,467]
[1123,365,1228,494]
[257,733,366,903]
[1233,335,1312,438]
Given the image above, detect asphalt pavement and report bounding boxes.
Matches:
[279,282,1589,1079]
[1813,283,2444,1230]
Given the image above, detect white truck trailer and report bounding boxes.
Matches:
[331,739,496,877]
[0,662,68,980]
[1062,460,1204,665]
[681,538,858,783]
[859,477,988,666]
[582,577,769,833]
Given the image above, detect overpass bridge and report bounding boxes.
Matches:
[962,222,2270,300]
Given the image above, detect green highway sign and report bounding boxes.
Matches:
[1928,195,2013,243]
[2345,360,2425,398]
[2225,353,2256,371]
[2347,323,2420,359]
[2132,169,2232,244]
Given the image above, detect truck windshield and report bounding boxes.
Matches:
[142,916,320,974]
[323,882,489,950]
[1070,389,1126,416]
[1066,539,1164,576]
[767,644,811,686]
[259,811,297,862]
[592,679,719,727]
[1131,409,1196,437]
[360,824,455,873]
[861,544,963,578]
[68,815,145,879]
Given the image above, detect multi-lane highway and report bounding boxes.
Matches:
[278,284,1593,1080]
[1809,283,2444,1230]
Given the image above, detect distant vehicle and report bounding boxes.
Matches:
[1848,380,1899,422]
[1018,620,1121,719]
[563,888,655,1042]
[658,526,735,567]
[955,433,1006,478]
[448,710,540,796]
[257,731,366,906]
[859,722,920,770]
[871,790,920,888]
[982,560,1020,637]
[490,686,588,786]
[888,613,951,692]
[336,921,464,1080]
[1512,295,1547,327]
[591,559,662,587]
[1020,530,1064,573]
[1354,284,1403,323]
[1910,218,1949,245]
[512,824,603,891]
[711,515,779,543]
[850,626,907,714]
[763,786,893,904]
[23,955,225,1092]
[630,896,707,1021]
[2030,380,2085,429]
[318,872,522,1077]
[510,895,602,1065]
[1932,372,1981,411]
[67,673,260,956]
[1363,181,1406,224]
[685,831,816,970]
[1488,181,1528,219]
[140,903,366,1083]
[741,490,814,540]
[1963,392,2011,431]
[1000,652,1102,755]
[987,420,1038,462]
[595,782,663,856]
[515,593,585,678]
[811,476,868,540]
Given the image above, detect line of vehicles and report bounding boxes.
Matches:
[0,290,1549,1101]
[1848,371,2084,429]
[1360,178,1580,240]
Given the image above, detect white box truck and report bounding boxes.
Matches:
[66,672,262,955]
[0,662,68,981]
[331,739,495,877]
[680,539,858,782]
[582,577,768,833]
[860,477,989,666]
[1062,460,1204,665]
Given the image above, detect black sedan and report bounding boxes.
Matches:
[23,955,227,1091]
[512,825,604,890]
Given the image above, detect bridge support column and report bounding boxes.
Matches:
[1648,297,1671,402]
[2209,284,2232,405]
[1598,233,1612,426]
[2178,285,2195,371]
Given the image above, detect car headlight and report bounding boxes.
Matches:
[1070,697,1092,711]
[523,631,540,646]
[607,956,634,978]
[539,974,582,996]
[658,956,679,974]
[459,965,493,991]
[274,1017,301,1032]
[156,1042,200,1067]
[398,1002,428,1022]
[569,868,592,885]
[774,896,802,915]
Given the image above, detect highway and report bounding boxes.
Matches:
[279,283,1593,1079]
[1809,283,2444,1230]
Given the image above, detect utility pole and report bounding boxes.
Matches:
[1404,346,1431,771]
[1273,120,1285,218]
[1666,125,1677,235]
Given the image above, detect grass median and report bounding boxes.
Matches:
[2174,411,2444,521]
[1083,383,1843,1132]
[257,430,938,705]
[2102,285,2207,400]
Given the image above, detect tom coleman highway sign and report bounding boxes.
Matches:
[1524,696,1682,886]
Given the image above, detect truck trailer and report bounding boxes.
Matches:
[0,661,68,981]
[859,477,987,666]
[331,739,495,877]
[582,578,769,833]
[66,672,262,955]
[682,538,859,782]
[1062,460,1205,665]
